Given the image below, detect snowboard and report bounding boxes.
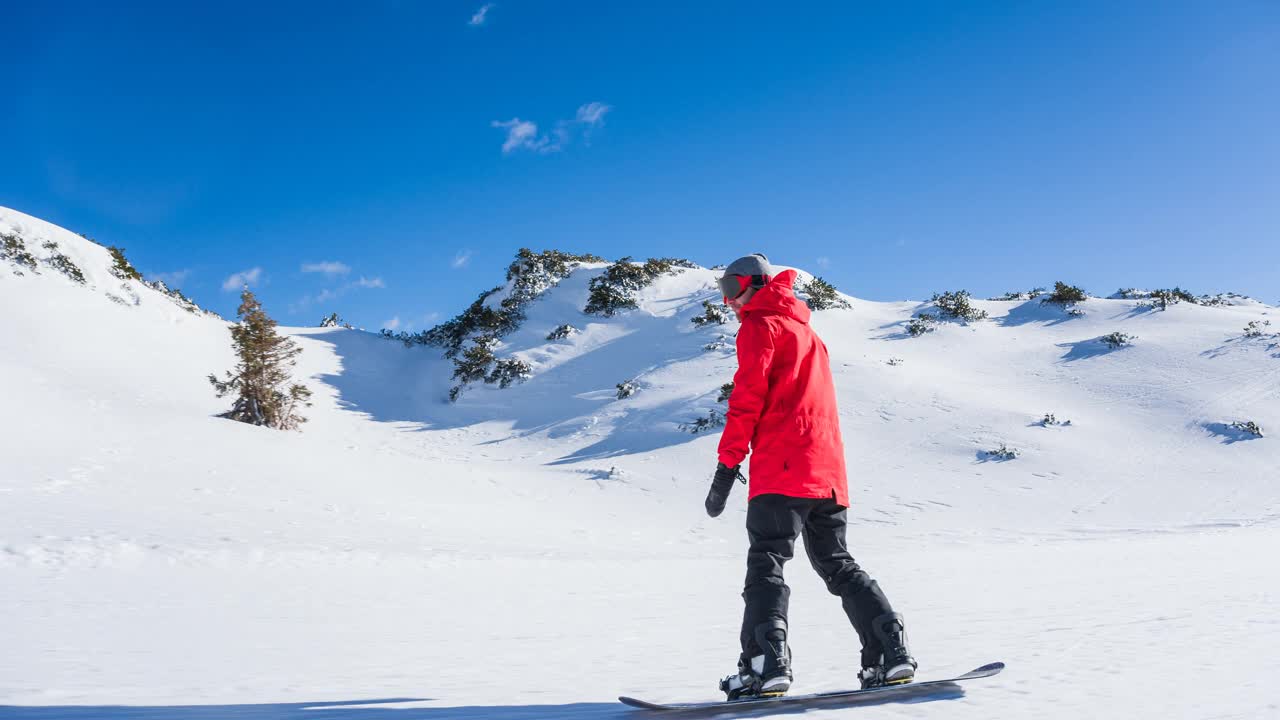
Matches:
[619,661,1003,712]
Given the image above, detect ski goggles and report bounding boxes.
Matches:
[718,274,767,303]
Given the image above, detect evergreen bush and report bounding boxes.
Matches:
[584,256,688,316]
[616,379,639,399]
[208,289,312,430]
[691,300,730,327]
[40,241,86,283]
[983,443,1020,460]
[990,287,1045,301]
[107,246,143,281]
[1100,331,1136,349]
[906,313,939,336]
[0,232,38,274]
[929,289,988,322]
[1230,420,1263,438]
[486,358,532,389]
[1041,281,1088,308]
[547,324,578,340]
[1244,320,1272,338]
[796,276,851,311]
[683,409,726,434]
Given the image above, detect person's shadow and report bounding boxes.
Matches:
[0,683,964,719]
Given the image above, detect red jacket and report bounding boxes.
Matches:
[716,269,850,506]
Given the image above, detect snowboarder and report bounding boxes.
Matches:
[705,253,917,700]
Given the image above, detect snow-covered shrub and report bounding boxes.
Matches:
[643,257,696,275]
[703,336,732,352]
[1100,332,1136,349]
[796,276,851,311]
[404,248,602,394]
[691,300,730,326]
[584,282,636,317]
[1041,281,1088,308]
[584,256,685,317]
[107,246,143,281]
[1142,288,1198,311]
[1230,420,1263,438]
[906,312,939,336]
[982,444,1020,460]
[1244,320,1272,338]
[616,379,639,400]
[0,232,38,274]
[546,323,578,340]
[414,285,512,353]
[486,358,532,389]
[208,289,312,430]
[452,337,498,384]
[319,312,342,328]
[929,289,989,322]
[505,248,604,308]
[40,241,86,284]
[423,249,601,353]
[1198,292,1252,307]
[683,409,726,434]
[146,279,208,315]
[717,382,734,403]
[1040,413,1072,427]
[990,287,1045,301]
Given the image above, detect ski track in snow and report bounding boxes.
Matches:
[2,206,1279,719]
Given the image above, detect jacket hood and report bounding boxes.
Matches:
[742,269,810,324]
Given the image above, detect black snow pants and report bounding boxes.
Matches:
[741,493,895,669]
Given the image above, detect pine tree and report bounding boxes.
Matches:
[209,288,312,430]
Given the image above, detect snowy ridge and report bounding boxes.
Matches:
[1,206,212,316]
[4,207,1280,717]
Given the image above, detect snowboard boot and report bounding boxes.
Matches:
[718,655,762,701]
[859,612,917,689]
[719,621,793,700]
[753,620,793,697]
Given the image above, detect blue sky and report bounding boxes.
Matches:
[3,1,1277,328]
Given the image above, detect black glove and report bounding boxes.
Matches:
[705,462,745,517]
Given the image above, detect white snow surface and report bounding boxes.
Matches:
[3,205,1279,718]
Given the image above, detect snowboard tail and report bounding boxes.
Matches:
[619,661,1003,712]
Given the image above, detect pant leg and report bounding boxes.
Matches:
[740,494,805,656]
[800,498,896,667]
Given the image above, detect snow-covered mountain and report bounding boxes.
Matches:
[4,205,1278,718]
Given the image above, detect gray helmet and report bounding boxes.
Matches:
[718,253,772,300]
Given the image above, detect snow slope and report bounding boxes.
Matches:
[3,206,1279,719]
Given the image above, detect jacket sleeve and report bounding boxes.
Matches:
[717,318,775,468]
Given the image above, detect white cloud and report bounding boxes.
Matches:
[222,267,263,291]
[493,102,612,154]
[576,102,611,126]
[383,316,402,330]
[492,118,555,154]
[151,269,191,287]
[816,257,831,269]
[301,261,351,277]
[452,250,473,269]
[289,275,386,314]
[468,3,494,26]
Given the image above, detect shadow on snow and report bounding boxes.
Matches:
[1054,337,1123,363]
[0,683,964,719]
[301,301,732,465]
[1202,422,1264,444]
